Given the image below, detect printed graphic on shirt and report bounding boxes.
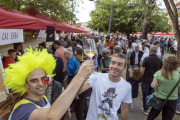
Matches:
[98,87,117,117]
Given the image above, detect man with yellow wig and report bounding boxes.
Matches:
[4,47,94,120]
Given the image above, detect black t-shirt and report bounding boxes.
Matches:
[53,56,64,84]
[142,54,163,85]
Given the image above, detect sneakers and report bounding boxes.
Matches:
[131,108,134,112]
[176,110,180,114]
[141,108,149,115]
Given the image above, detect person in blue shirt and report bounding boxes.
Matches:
[64,48,80,87]
[160,42,164,60]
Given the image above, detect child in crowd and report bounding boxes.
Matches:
[128,67,141,112]
[122,44,127,55]
[3,49,16,68]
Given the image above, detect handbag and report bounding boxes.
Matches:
[148,78,180,111]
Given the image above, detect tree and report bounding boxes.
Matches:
[87,0,171,39]
[163,0,180,60]
[0,0,82,24]
[141,0,156,39]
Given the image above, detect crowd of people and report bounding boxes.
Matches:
[2,33,180,120]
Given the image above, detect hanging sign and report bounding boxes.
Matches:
[46,26,55,42]
[37,30,46,40]
[0,29,23,46]
[61,31,64,37]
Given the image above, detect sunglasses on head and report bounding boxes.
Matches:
[30,75,50,84]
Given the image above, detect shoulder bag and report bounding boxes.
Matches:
[148,78,180,111]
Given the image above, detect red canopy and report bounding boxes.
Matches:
[10,9,54,30]
[151,32,174,35]
[72,25,89,33]
[63,22,81,33]
[0,8,49,30]
[135,32,174,35]
[23,8,79,32]
[79,27,89,33]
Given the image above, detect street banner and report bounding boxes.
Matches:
[37,30,46,40]
[0,29,23,46]
[46,26,55,42]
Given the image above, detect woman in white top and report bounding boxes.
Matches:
[142,42,149,54]
[127,40,133,61]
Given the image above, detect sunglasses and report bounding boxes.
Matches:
[104,53,109,55]
[30,76,50,84]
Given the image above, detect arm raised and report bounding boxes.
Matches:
[29,60,94,120]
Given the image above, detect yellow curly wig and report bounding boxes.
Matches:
[4,47,56,96]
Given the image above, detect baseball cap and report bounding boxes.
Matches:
[153,40,161,45]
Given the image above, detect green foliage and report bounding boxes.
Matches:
[0,0,82,24]
[87,0,171,36]
[149,13,172,33]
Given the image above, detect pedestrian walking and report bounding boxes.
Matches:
[141,46,163,115]
[147,56,180,120]
[128,68,141,112]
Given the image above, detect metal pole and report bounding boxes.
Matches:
[108,2,113,36]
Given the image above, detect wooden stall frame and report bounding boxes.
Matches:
[0,54,9,93]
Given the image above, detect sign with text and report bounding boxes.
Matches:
[37,30,46,40]
[0,29,23,46]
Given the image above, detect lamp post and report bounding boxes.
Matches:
[89,0,136,36]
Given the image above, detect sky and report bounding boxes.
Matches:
[77,0,166,23]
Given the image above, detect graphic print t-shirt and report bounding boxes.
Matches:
[86,73,132,120]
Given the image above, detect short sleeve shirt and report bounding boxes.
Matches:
[86,73,132,120]
[142,54,163,84]
[11,97,47,120]
[141,53,149,63]
[154,70,180,100]
[132,43,137,50]
[104,42,114,47]
[156,47,161,56]
[3,58,15,68]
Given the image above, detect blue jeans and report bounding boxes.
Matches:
[176,93,180,110]
[161,53,164,60]
[142,83,154,111]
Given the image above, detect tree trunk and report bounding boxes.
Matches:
[141,7,151,39]
[127,33,130,40]
[163,0,180,60]
[141,0,154,39]
[172,19,180,60]
[141,22,149,39]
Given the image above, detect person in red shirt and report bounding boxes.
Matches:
[3,49,16,68]
[104,36,114,47]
